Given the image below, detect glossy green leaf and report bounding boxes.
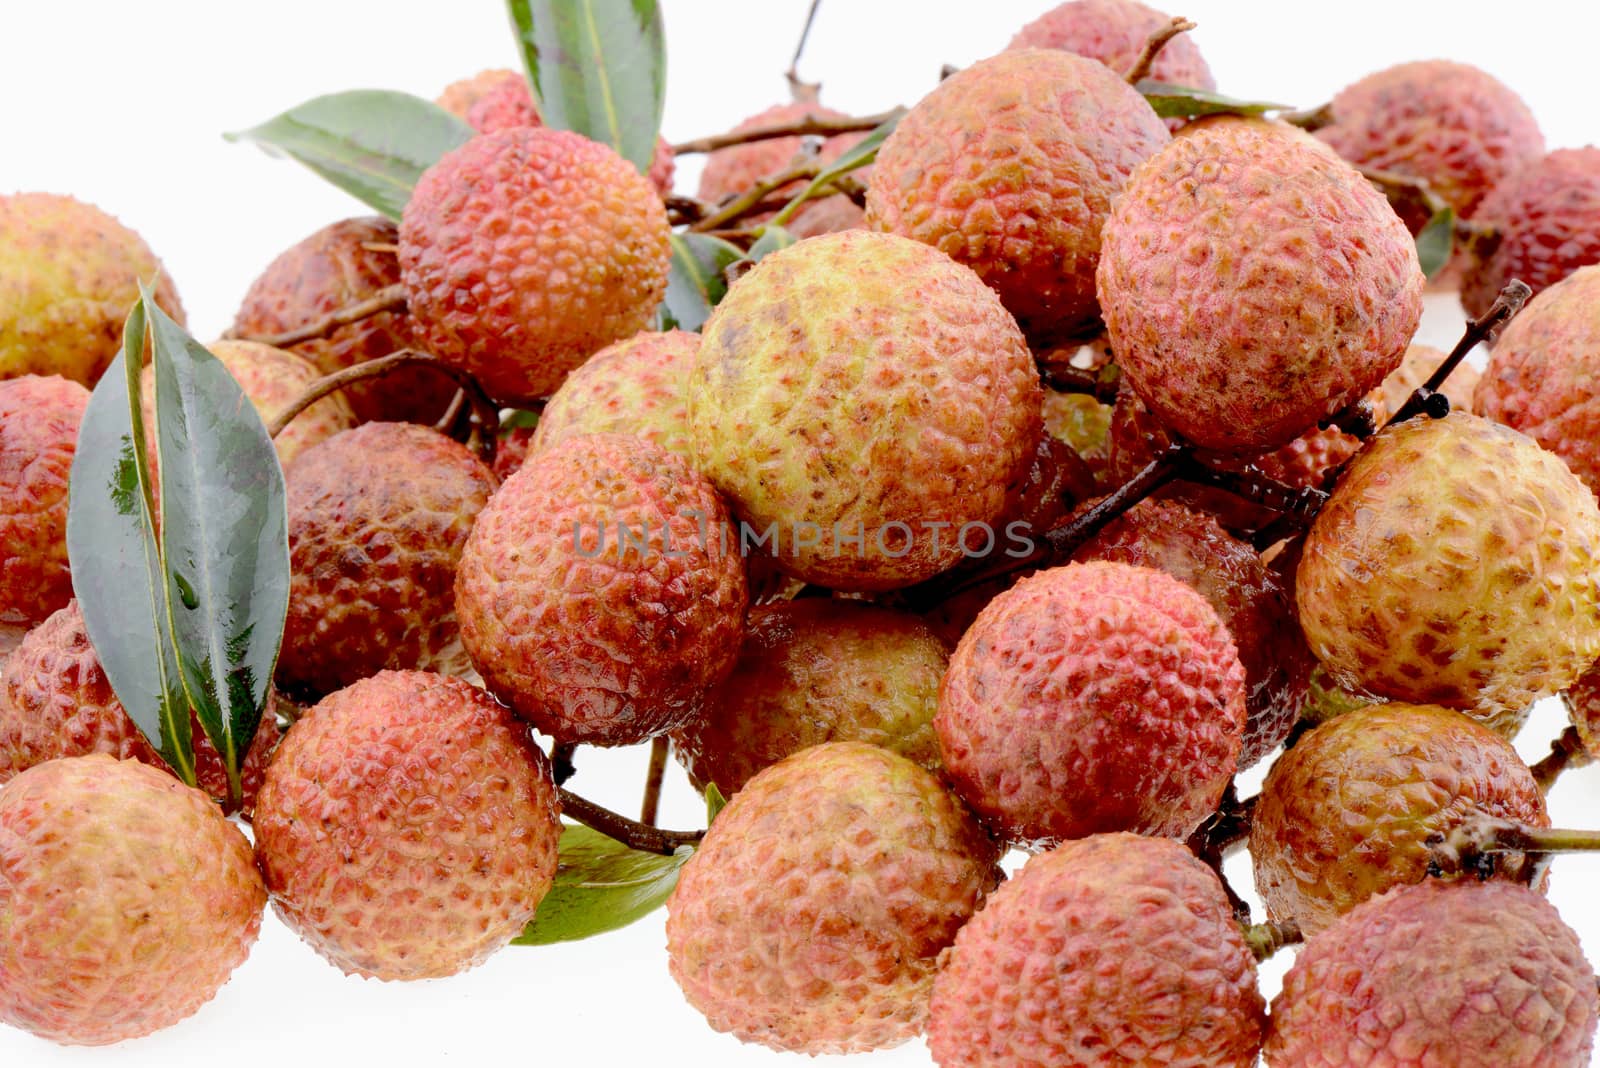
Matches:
[1416,205,1456,279]
[66,305,193,782]
[226,90,474,219]
[745,224,797,265]
[507,0,666,174]
[659,232,743,331]
[144,292,288,802]
[769,112,899,228]
[513,823,692,945]
[1135,80,1290,120]
[704,782,728,824]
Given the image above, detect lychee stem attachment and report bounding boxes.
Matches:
[557,786,704,856]
[1387,279,1532,426]
[1281,101,1334,132]
[1531,721,1593,795]
[641,736,669,826]
[226,282,406,350]
[1241,919,1302,962]
[1173,454,1329,522]
[1123,16,1197,84]
[670,108,905,156]
[550,741,578,786]
[1188,785,1256,922]
[1426,810,1600,884]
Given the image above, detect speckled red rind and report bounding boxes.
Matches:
[1098,117,1422,452]
[937,559,1245,846]
[1268,879,1596,1067]
[666,741,999,1055]
[1074,499,1310,769]
[866,49,1168,344]
[1462,147,1600,318]
[455,432,747,745]
[1297,412,1600,718]
[529,329,699,464]
[1007,0,1216,92]
[1475,265,1600,496]
[1250,702,1548,935]
[435,68,520,118]
[697,101,865,231]
[0,374,87,625]
[0,755,264,1045]
[689,230,1043,591]
[231,217,449,425]
[399,128,671,405]
[0,193,184,386]
[275,423,497,699]
[1,602,283,814]
[671,599,947,795]
[253,670,561,981]
[928,833,1264,1068]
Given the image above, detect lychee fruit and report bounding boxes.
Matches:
[927,833,1265,1068]
[1461,146,1600,317]
[937,560,1246,846]
[1473,264,1600,496]
[697,101,866,233]
[492,423,535,482]
[0,192,184,386]
[252,670,561,980]
[672,598,947,796]
[435,68,520,119]
[231,217,451,425]
[1381,341,1479,415]
[399,127,671,405]
[1267,879,1596,1067]
[866,49,1169,344]
[1098,116,1423,452]
[0,374,87,626]
[0,754,264,1045]
[1,601,282,813]
[1250,701,1548,934]
[275,422,497,699]
[666,741,1000,1055]
[1569,662,1600,758]
[529,329,698,464]
[455,433,747,746]
[688,230,1043,591]
[1297,411,1600,721]
[1007,0,1217,94]
[1074,498,1312,768]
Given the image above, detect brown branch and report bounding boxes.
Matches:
[1426,810,1600,884]
[1387,279,1532,426]
[1187,785,1257,923]
[1124,16,1197,84]
[228,282,407,349]
[641,736,670,826]
[784,0,824,102]
[1242,919,1302,962]
[1531,721,1593,795]
[558,787,703,856]
[1317,395,1381,440]
[550,742,578,786]
[692,159,825,233]
[672,108,905,156]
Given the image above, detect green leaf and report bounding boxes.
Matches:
[769,113,899,228]
[1134,80,1290,120]
[226,90,474,219]
[513,823,692,945]
[659,233,743,331]
[501,408,543,431]
[1416,205,1456,279]
[507,0,666,174]
[66,306,193,783]
[704,782,728,824]
[745,225,797,265]
[144,293,289,802]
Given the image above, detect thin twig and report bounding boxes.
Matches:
[641,736,670,826]
[550,742,578,787]
[227,283,407,349]
[691,158,824,233]
[1387,280,1532,426]
[1531,721,1593,795]
[672,108,905,156]
[1124,16,1197,84]
[785,0,823,100]
[1427,810,1600,884]
[558,787,703,856]
[1242,919,1303,962]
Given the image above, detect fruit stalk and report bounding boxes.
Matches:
[671,108,905,156]
[557,786,703,856]
[1241,918,1302,961]
[1531,721,1593,794]
[227,282,406,350]
[692,158,826,233]
[641,736,669,826]
[1428,810,1600,883]
[1388,279,1532,425]
[1187,785,1257,922]
[1122,16,1196,84]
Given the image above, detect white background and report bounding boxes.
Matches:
[3,1,1600,1064]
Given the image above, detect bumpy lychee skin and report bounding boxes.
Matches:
[938,560,1246,846]
[276,422,496,699]
[928,833,1264,1068]
[1250,702,1547,935]
[698,101,865,232]
[232,217,447,425]
[1099,117,1423,452]
[1462,147,1600,317]
[1075,499,1311,768]
[254,671,561,981]
[1298,412,1600,719]
[672,599,947,795]
[1008,0,1217,93]
[1475,265,1600,495]
[689,230,1043,591]
[435,68,520,118]
[1571,662,1600,758]
[0,374,87,626]
[0,755,264,1045]
[866,49,1168,344]
[1268,879,1596,1067]
[456,433,747,745]
[1,602,282,813]
[1382,341,1479,415]
[399,127,671,405]
[666,741,1000,1055]
[529,329,698,463]
[0,193,184,385]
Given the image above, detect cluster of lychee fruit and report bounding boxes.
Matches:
[6,0,1600,1063]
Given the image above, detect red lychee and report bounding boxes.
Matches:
[0,374,87,626]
